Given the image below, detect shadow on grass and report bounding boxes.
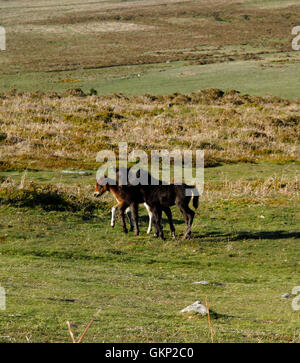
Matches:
[138,215,184,225]
[193,230,300,241]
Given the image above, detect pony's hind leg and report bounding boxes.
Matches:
[130,203,140,236]
[163,207,176,239]
[152,205,164,240]
[184,207,194,239]
[125,207,134,231]
[176,201,195,239]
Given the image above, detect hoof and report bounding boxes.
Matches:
[159,232,165,240]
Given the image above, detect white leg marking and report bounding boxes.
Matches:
[111,207,116,227]
[125,207,134,228]
[144,203,153,234]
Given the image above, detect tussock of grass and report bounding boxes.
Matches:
[0,178,104,213]
[204,176,299,200]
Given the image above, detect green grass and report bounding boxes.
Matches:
[0,197,299,343]
[1,0,300,343]
[2,55,300,99]
[245,0,300,9]
[0,163,299,343]
[1,162,299,186]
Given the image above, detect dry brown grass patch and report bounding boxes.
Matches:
[0,89,299,171]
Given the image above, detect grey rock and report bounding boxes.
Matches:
[180,301,208,316]
[193,280,209,285]
[281,293,292,299]
[62,170,90,176]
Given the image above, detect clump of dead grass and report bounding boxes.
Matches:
[0,178,105,213]
[203,176,299,201]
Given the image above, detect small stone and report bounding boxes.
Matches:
[193,281,209,285]
[180,301,208,316]
[281,293,292,299]
[62,170,90,176]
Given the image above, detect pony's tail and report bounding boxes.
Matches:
[186,185,199,209]
[193,195,199,209]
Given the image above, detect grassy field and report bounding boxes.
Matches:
[245,0,300,9]
[0,0,300,344]
[0,163,299,343]
[2,54,300,98]
[1,0,300,97]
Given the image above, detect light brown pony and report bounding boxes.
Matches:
[94,176,142,235]
[94,178,153,234]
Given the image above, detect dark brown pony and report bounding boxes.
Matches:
[138,182,198,239]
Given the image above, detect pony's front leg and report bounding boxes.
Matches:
[119,203,129,234]
[125,207,134,231]
[111,205,117,227]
